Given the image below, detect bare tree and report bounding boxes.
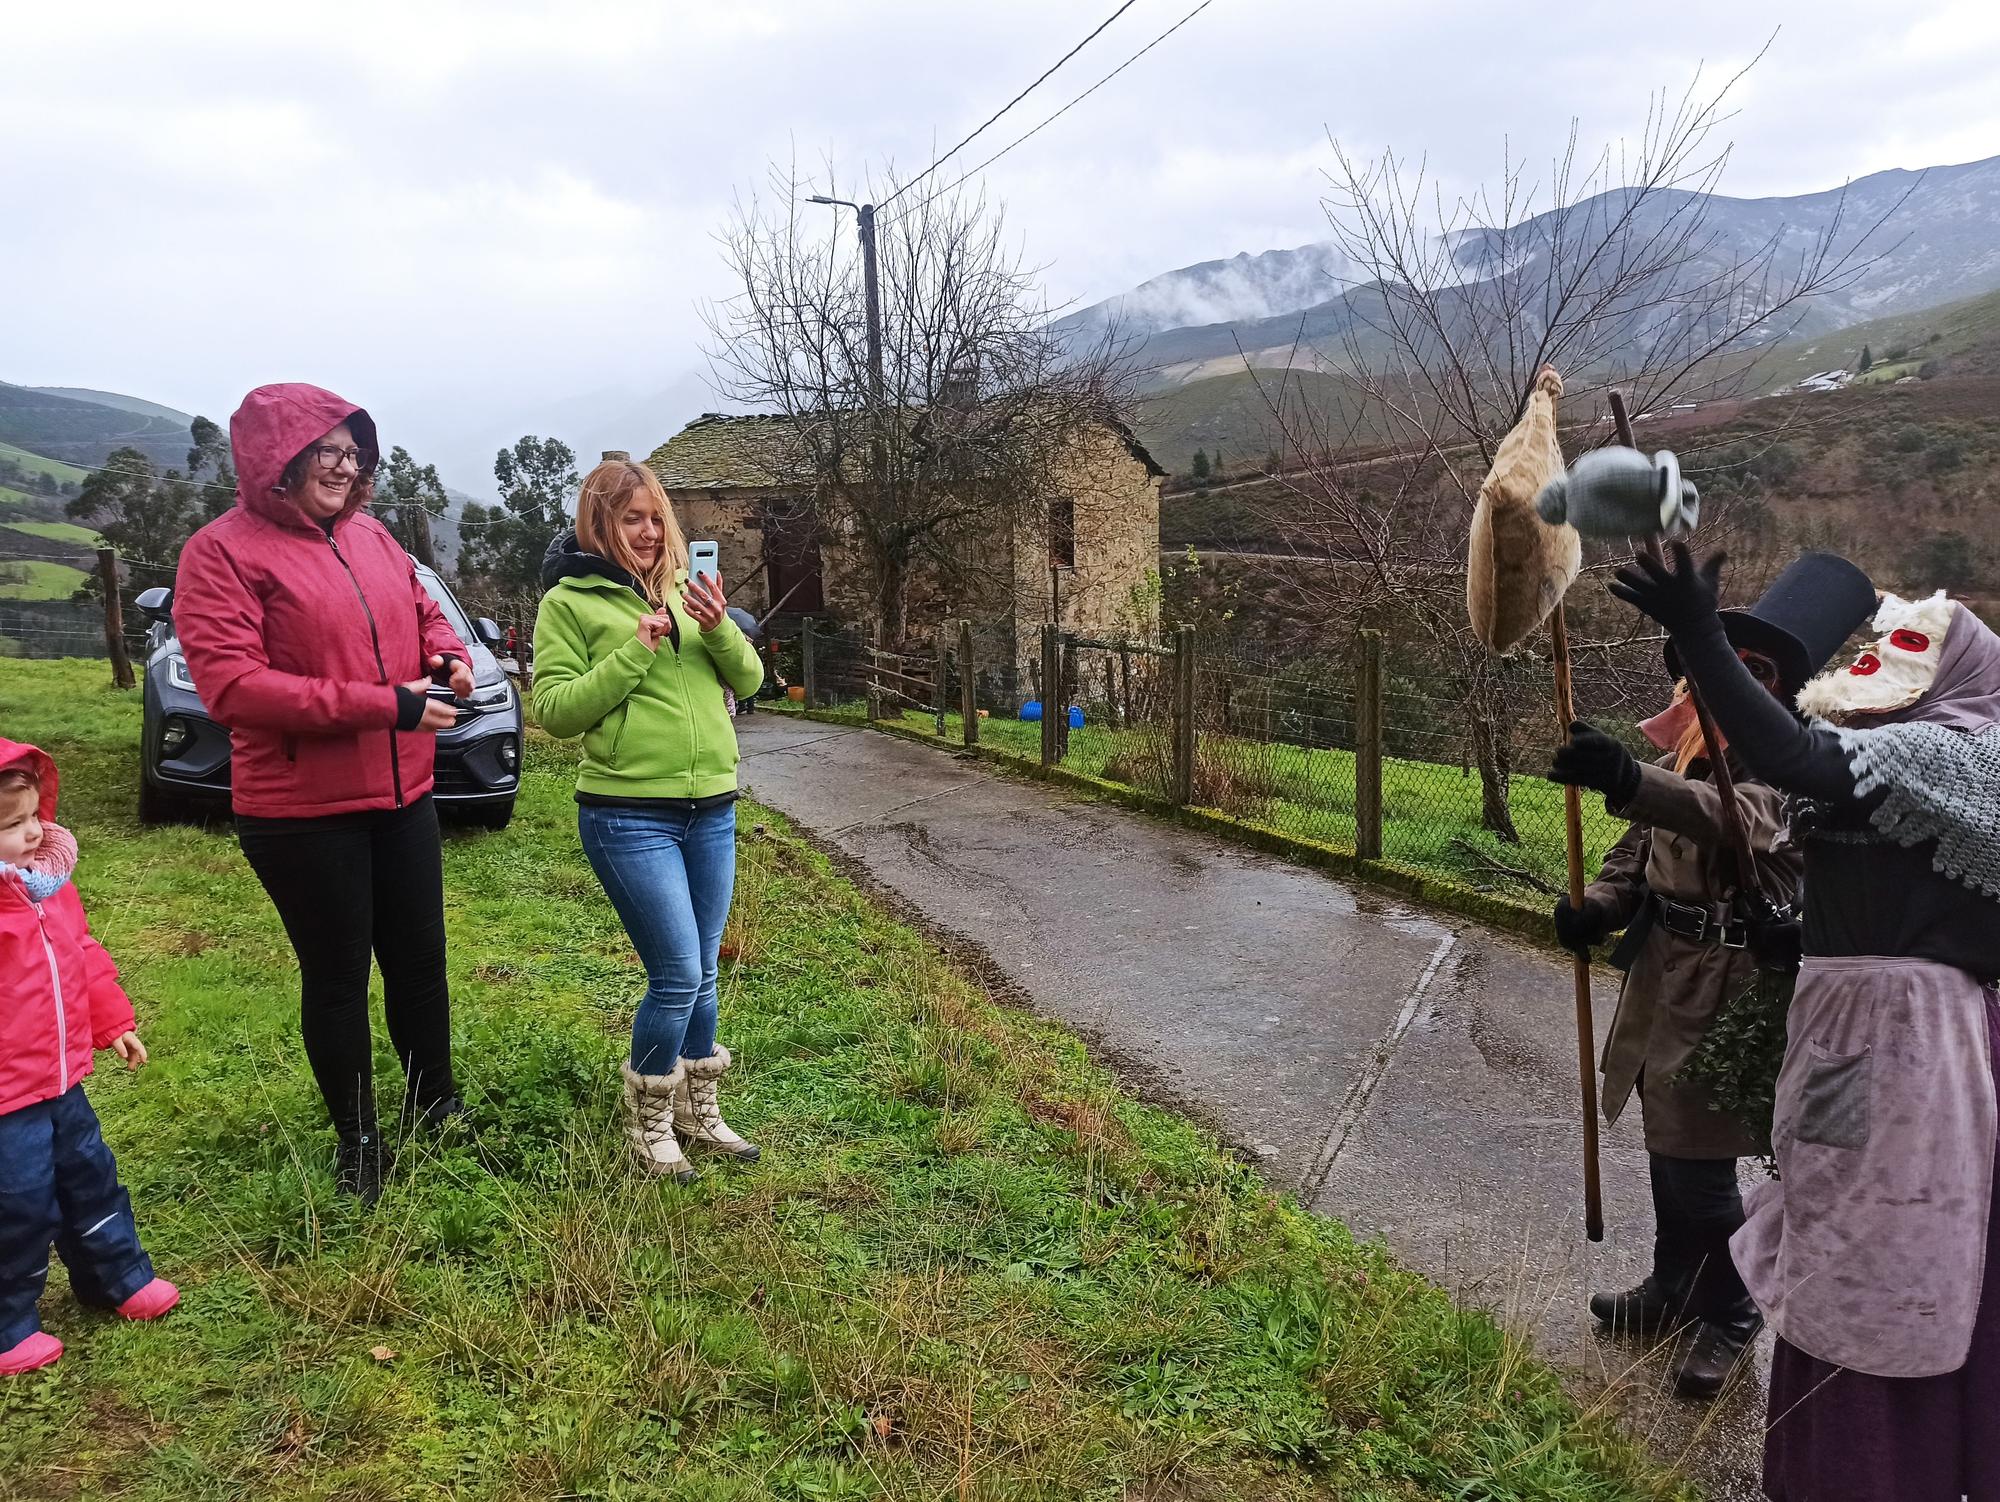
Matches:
[1235,60,1902,839]
[703,163,1136,644]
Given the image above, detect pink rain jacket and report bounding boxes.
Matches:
[0,741,135,1117]
[173,384,466,818]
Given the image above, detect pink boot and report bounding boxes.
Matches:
[0,1331,63,1375]
[115,1278,179,1321]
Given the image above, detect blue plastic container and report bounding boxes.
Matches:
[1020,701,1043,722]
[1067,705,1085,729]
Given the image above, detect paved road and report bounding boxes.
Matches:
[738,715,1768,1498]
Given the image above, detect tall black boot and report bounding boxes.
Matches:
[1590,1154,1704,1337]
[1652,1154,1761,1398]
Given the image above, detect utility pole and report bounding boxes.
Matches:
[809,196,884,406]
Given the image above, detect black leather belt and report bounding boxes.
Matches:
[1652,894,1748,949]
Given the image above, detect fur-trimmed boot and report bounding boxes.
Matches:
[622,1062,696,1184]
[673,1046,760,1163]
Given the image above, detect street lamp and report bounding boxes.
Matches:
[807,195,884,407]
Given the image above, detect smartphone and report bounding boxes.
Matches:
[689,540,720,588]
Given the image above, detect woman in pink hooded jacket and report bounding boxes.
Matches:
[174,384,470,1202]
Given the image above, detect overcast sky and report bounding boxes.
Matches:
[7,0,1997,493]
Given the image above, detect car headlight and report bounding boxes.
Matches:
[470,681,514,712]
[160,716,193,756]
[167,653,197,693]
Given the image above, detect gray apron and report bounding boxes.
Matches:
[1731,955,1998,1377]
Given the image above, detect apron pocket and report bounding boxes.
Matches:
[1795,1043,1871,1150]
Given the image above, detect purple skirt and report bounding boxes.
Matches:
[1762,992,2000,1500]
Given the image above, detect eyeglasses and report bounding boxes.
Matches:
[307,444,366,472]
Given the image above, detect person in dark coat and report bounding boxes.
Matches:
[1551,552,1876,1397]
[1613,545,2000,1502]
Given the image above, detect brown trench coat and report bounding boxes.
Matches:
[1582,759,1802,1159]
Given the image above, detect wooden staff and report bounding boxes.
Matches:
[1608,392,1757,890]
[1550,601,1604,1243]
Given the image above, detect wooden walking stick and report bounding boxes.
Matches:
[1464,364,1602,1241]
[1550,603,1605,1242]
[1607,392,1757,893]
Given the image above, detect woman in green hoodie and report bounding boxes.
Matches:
[533,459,764,1183]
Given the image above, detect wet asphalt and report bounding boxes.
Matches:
[737,714,1769,1499]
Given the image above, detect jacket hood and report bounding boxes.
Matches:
[541,529,643,597]
[230,383,379,532]
[0,739,58,822]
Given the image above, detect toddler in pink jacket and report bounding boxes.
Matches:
[0,739,179,1375]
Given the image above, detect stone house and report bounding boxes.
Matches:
[644,412,1164,698]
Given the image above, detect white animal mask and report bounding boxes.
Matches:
[1795,592,1957,722]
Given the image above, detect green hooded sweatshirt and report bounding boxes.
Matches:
[532,535,764,799]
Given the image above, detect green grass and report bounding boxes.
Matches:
[0,558,90,600]
[0,440,90,486]
[0,660,1686,1502]
[869,709,1620,909]
[0,483,47,508]
[3,519,102,547]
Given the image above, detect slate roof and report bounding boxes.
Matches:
[646,409,1165,491]
[645,414,809,492]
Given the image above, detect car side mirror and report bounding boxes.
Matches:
[135,586,174,623]
[475,617,503,648]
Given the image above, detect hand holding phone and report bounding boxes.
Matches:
[690,540,720,585]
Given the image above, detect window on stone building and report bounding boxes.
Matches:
[1049,499,1075,569]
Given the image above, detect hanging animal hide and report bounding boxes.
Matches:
[1466,366,1580,654]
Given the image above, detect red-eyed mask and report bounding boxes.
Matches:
[1795,593,1956,722]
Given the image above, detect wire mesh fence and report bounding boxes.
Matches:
[794,612,1627,914]
[0,548,177,674]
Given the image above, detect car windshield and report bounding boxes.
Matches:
[416,571,479,647]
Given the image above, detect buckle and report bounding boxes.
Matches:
[1721,922,1748,950]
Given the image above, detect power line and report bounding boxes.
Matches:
[879,0,1142,209]
[892,0,1221,222]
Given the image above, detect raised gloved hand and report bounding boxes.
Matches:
[1608,541,1727,636]
[1550,722,1643,806]
[1553,894,1616,956]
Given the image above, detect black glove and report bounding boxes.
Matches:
[1553,894,1615,955]
[1550,722,1642,806]
[1748,918,1804,975]
[1607,541,1728,636]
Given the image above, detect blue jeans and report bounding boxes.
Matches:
[0,1084,155,1347]
[577,800,736,1075]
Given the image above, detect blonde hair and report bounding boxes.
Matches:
[574,460,688,608]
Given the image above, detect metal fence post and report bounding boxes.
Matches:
[97,548,134,690]
[1173,624,1196,805]
[1355,629,1384,860]
[934,622,948,737]
[958,619,978,746]
[1040,622,1060,767]
[801,617,816,708]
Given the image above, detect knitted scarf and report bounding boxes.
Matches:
[0,820,77,902]
[1838,723,2000,899]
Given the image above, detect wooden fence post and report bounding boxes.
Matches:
[1172,624,1196,806]
[958,619,978,746]
[1040,623,1060,767]
[934,623,949,737]
[97,549,134,690]
[866,622,884,721]
[1355,630,1384,860]
[1057,636,1077,760]
[801,618,816,708]
[1120,646,1133,729]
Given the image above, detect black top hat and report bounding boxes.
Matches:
[1664,552,1875,698]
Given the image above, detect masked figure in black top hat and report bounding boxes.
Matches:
[1549,552,1876,1397]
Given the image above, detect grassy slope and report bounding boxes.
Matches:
[0,440,91,486]
[866,709,1621,907]
[4,519,102,547]
[0,661,1684,1502]
[0,559,91,600]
